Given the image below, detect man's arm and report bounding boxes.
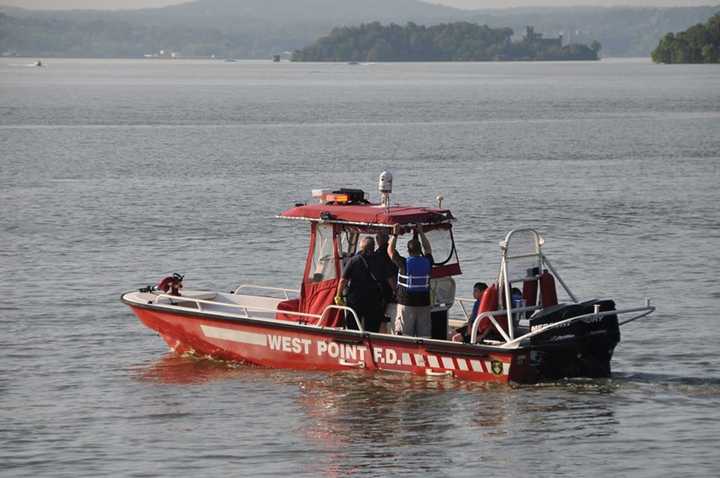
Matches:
[335,260,353,303]
[417,224,432,256]
[336,278,347,298]
[388,224,400,262]
[417,225,432,255]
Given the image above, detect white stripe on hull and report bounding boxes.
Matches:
[200,325,268,346]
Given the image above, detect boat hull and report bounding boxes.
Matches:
[125,293,619,384]
[127,302,523,384]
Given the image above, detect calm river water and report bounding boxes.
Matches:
[1,58,719,477]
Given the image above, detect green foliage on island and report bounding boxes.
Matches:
[291,22,599,62]
[652,13,720,63]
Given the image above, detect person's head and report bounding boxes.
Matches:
[359,236,375,255]
[407,238,421,256]
[375,231,389,249]
[473,282,488,300]
[511,287,522,297]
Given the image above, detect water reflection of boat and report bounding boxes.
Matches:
[122,172,654,383]
[132,354,248,384]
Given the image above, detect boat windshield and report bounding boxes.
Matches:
[424,227,456,265]
[335,225,458,269]
[393,226,457,265]
[309,224,336,282]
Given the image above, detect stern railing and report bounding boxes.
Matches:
[468,300,655,348]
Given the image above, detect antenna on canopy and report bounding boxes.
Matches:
[378,171,393,209]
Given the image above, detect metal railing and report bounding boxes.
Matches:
[149,290,652,349]
[468,300,655,348]
[467,304,543,344]
[320,305,363,332]
[454,296,475,320]
[454,296,539,320]
[152,293,361,331]
[232,284,299,299]
[499,303,655,349]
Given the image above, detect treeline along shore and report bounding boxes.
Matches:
[652,12,720,63]
[291,22,600,62]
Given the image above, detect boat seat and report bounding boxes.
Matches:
[522,271,558,309]
[523,277,538,307]
[539,271,558,307]
[475,284,509,342]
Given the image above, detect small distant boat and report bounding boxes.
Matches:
[35,60,43,67]
[347,61,359,65]
[224,58,237,63]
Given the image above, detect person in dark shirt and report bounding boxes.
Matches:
[374,230,398,299]
[469,281,488,324]
[388,224,434,337]
[373,230,398,333]
[450,282,487,342]
[511,287,523,308]
[335,236,385,332]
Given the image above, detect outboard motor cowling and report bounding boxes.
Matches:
[528,299,620,379]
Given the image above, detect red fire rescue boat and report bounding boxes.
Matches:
[122,173,654,383]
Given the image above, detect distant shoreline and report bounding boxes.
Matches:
[2,56,660,62]
[2,3,717,60]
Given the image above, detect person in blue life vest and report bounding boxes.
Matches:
[335,236,386,332]
[388,224,434,337]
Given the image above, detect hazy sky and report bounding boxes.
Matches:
[0,0,714,10]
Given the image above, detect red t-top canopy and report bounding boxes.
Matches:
[280,203,454,226]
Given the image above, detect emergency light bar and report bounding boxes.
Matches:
[311,188,367,205]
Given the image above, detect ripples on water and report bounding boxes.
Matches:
[1,58,719,476]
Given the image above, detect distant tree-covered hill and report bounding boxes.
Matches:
[0,0,460,58]
[465,6,720,58]
[0,0,719,58]
[291,22,599,62]
[651,12,720,63]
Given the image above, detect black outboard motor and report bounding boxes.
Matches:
[528,299,620,379]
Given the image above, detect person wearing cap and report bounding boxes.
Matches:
[388,224,434,337]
